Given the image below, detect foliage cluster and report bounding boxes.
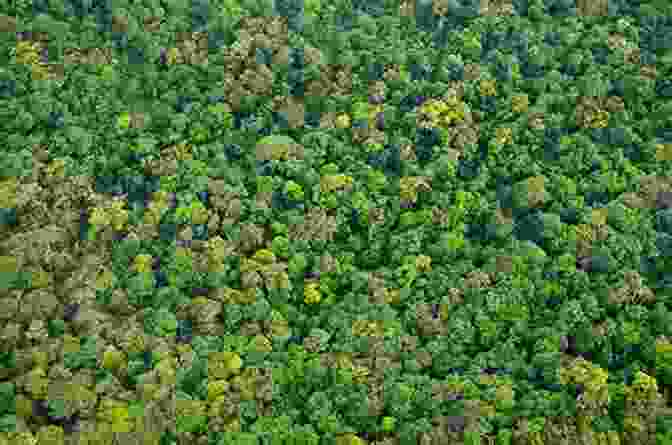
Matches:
[1,0,672,444]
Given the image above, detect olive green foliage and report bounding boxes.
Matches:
[2,0,672,444]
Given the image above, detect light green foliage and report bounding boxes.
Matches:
[366,168,388,193]
[2,7,670,445]
[271,236,290,258]
[271,222,288,235]
[174,198,208,224]
[285,180,305,200]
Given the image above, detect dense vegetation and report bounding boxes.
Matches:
[1,0,672,444]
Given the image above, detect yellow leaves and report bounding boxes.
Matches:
[166,47,181,65]
[139,383,160,402]
[15,394,34,418]
[29,266,52,289]
[304,282,321,305]
[351,319,385,337]
[46,159,67,178]
[625,371,659,401]
[208,352,243,379]
[400,176,418,202]
[352,365,370,385]
[14,40,57,81]
[656,143,672,162]
[0,178,18,208]
[175,142,193,161]
[0,255,18,274]
[25,367,49,399]
[1,432,37,445]
[494,383,515,410]
[97,400,132,432]
[415,254,432,272]
[238,288,258,304]
[335,113,352,129]
[95,268,116,290]
[588,109,610,129]
[191,296,209,307]
[623,415,645,433]
[101,347,126,370]
[123,333,145,355]
[604,430,621,445]
[62,334,80,354]
[511,93,529,113]
[109,199,129,224]
[250,334,273,353]
[35,426,65,445]
[208,395,228,418]
[384,288,401,305]
[419,97,467,128]
[494,126,514,146]
[132,254,153,274]
[269,270,290,290]
[176,343,192,356]
[222,417,241,433]
[657,338,672,355]
[207,380,231,402]
[320,174,353,194]
[587,366,609,391]
[336,433,367,445]
[480,79,497,97]
[252,249,276,264]
[89,199,129,231]
[89,206,110,226]
[206,235,229,263]
[560,358,610,405]
[400,176,432,203]
[575,223,596,245]
[268,317,290,337]
[232,369,259,400]
[15,40,41,65]
[334,352,353,369]
[526,175,546,193]
[590,208,609,227]
[156,357,177,385]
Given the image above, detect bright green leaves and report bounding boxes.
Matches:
[366,168,388,193]
[284,180,305,200]
[117,111,132,130]
[271,236,291,259]
[174,198,208,224]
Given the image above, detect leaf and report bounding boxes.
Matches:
[48,399,67,418]
[0,414,16,433]
[0,383,14,416]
